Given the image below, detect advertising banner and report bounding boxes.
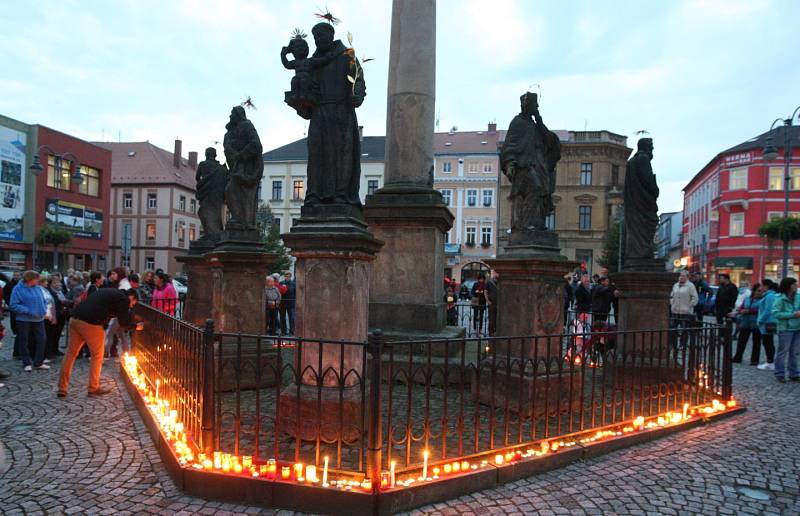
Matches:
[45,199,103,240]
[0,125,26,241]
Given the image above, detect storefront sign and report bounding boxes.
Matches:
[45,199,103,240]
[0,125,26,241]
[723,152,752,167]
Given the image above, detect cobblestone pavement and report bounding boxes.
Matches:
[1,328,798,515]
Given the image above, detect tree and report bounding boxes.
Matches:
[36,224,73,271]
[599,219,624,273]
[256,202,292,274]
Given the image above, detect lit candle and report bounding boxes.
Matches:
[381,472,390,489]
[390,460,396,488]
[452,461,460,473]
[683,403,689,419]
[242,456,252,469]
[461,461,469,471]
[155,379,160,399]
[222,459,231,472]
[422,450,429,480]
[495,454,504,465]
[233,463,243,474]
[202,459,212,470]
[443,463,452,474]
[323,456,329,485]
[305,465,318,482]
[281,466,291,480]
[213,452,222,469]
[726,399,736,408]
[432,467,440,478]
[361,479,372,491]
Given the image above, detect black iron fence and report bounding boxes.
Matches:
[130,303,732,480]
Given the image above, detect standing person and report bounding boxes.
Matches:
[0,280,11,386]
[591,277,615,323]
[715,274,738,326]
[86,271,104,296]
[444,286,458,326]
[486,270,499,336]
[562,273,574,327]
[4,271,21,358]
[771,277,800,382]
[470,275,488,335]
[732,283,762,364]
[57,288,143,397]
[151,271,178,316]
[756,280,778,370]
[264,276,282,336]
[272,273,288,334]
[104,269,119,288]
[9,271,49,371]
[279,271,296,336]
[139,271,155,301]
[691,272,711,323]
[574,274,593,317]
[45,276,68,358]
[670,271,698,348]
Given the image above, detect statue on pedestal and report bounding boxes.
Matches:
[623,138,659,267]
[223,106,263,230]
[500,92,562,234]
[195,147,227,242]
[283,21,366,209]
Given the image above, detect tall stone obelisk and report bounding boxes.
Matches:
[364,0,461,341]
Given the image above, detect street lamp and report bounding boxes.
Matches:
[29,146,84,272]
[762,106,800,280]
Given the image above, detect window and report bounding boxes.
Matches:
[46,155,71,191]
[121,255,130,267]
[77,165,100,196]
[768,212,800,221]
[145,256,155,270]
[580,163,593,186]
[611,165,619,187]
[482,189,493,207]
[468,162,479,173]
[729,167,747,190]
[179,196,186,211]
[189,225,196,241]
[579,205,592,230]
[146,222,156,240]
[122,193,133,209]
[769,167,783,191]
[190,199,196,213]
[545,212,555,230]
[481,226,492,246]
[466,189,477,207]
[293,180,304,200]
[177,221,186,242]
[440,189,452,206]
[793,168,800,190]
[465,226,476,245]
[576,249,593,273]
[483,162,492,173]
[147,193,157,209]
[272,180,283,200]
[442,161,452,173]
[444,230,450,243]
[729,213,744,236]
[367,179,379,195]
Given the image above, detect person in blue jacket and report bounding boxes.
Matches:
[9,270,49,372]
[756,280,778,370]
[771,277,800,382]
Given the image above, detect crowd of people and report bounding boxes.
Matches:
[264,271,296,336]
[443,272,499,336]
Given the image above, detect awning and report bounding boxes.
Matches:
[713,257,753,269]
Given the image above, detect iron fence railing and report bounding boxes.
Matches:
[130,303,732,481]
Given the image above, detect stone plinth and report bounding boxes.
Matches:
[205,249,276,334]
[612,270,677,334]
[277,217,382,440]
[175,253,214,327]
[471,368,584,418]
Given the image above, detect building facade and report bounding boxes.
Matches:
[497,130,631,275]
[656,211,683,271]
[0,114,112,272]
[682,126,800,286]
[98,140,200,275]
[261,132,385,233]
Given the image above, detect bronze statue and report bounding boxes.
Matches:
[223,106,263,230]
[500,92,562,233]
[195,147,227,241]
[284,22,366,208]
[623,138,659,267]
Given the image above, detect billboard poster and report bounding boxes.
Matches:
[0,125,26,241]
[45,199,103,240]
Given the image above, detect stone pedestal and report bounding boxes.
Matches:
[277,216,383,441]
[205,249,276,334]
[175,253,214,327]
[612,270,677,334]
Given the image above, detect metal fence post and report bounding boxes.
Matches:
[721,323,733,401]
[201,318,216,454]
[366,330,383,491]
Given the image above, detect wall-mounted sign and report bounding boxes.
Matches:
[45,199,103,240]
[0,125,26,241]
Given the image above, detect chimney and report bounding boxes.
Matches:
[173,139,182,168]
[358,125,364,142]
[188,151,198,170]
[488,122,497,133]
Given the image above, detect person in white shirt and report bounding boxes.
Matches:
[670,271,698,347]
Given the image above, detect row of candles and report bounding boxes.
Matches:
[122,353,735,494]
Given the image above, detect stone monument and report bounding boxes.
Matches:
[479,92,578,415]
[278,17,383,441]
[613,137,675,334]
[364,0,462,346]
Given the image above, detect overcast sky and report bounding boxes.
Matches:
[2,0,798,212]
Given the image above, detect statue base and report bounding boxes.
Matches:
[175,254,214,326]
[612,271,677,334]
[503,229,565,261]
[623,257,667,272]
[187,238,216,256]
[215,225,264,252]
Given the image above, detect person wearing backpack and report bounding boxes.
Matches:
[732,282,761,364]
[771,277,800,383]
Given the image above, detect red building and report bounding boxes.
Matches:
[0,120,112,272]
[682,126,800,286]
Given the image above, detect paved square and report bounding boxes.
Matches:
[1,331,798,515]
